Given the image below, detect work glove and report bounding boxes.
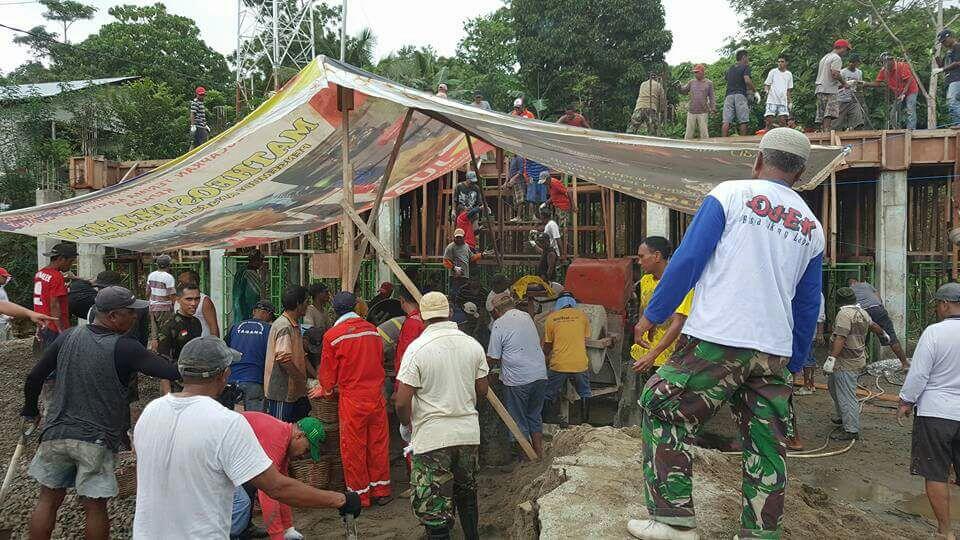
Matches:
[339,491,362,518]
[190,125,197,134]
[399,423,412,443]
[283,527,304,540]
[822,355,837,374]
[933,67,945,76]
[753,91,761,103]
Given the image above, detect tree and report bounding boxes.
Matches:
[39,0,97,43]
[453,7,523,111]
[109,78,189,160]
[511,0,672,129]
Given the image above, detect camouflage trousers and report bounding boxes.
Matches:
[640,338,793,540]
[410,445,479,529]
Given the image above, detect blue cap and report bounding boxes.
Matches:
[332,291,357,316]
[555,295,577,310]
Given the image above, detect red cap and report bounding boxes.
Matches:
[692,64,705,73]
[834,39,851,49]
[195,86,206,95]
[0,267,9,279]
[379,282,394,295]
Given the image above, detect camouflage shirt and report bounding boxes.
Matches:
[157,312,202,362]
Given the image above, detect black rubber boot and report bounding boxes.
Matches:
[454,492,480,540]
[580,398,590,425]
[425,525,451,540]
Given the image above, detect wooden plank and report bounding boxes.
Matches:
[572,175,579,258]
[339,88,355,293]
[421,183,428,261]
[119,161,140,183]
[830,170,838,268]
[485,389,540,461]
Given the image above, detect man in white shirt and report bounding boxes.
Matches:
[395,292,489,540]
[815,39,852,131]
[538,207,562,258]
[899,283,960,540]
[837,53,865,130]
[763,56,794,129]
[133,336,360,539]
[146,254,176,351]
[628,128,824,540]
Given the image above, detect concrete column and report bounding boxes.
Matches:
[209,249,226,330]
[376,198,399,284]
[35,189,62,266]
[645,202,671,240]
[876,170,908,349]
[78,244,105,280]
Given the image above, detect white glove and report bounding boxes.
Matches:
[754,91,761,103]
[399,423,412,443]
[528,240,537,249]
[190,125,197,134]
[934,67,945,76]
[283,527,304,540]
[453,266,463,275]
[822,355,837,374]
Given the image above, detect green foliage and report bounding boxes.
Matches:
[512,0,672,129]
[39,0,97,43]
[109,78,189,159]
[453,7,523,110]
[0,234,37,306]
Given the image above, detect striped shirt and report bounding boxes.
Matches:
[190,98,207,129]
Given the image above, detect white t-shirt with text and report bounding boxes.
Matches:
[133,394,273,539]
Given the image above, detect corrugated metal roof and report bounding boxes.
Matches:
[0,76,138,101]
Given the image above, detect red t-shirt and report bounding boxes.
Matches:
[33,266,68,332]
[241,411,292,471]
[511,109,535,119]
[394,310,425,381]
[455,211,477,249]
[558,113,589,128]
[876,62,919,96]
[548,178,571,210]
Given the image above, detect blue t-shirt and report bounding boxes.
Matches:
[226,319,271,384]
[487,309,547,387]
[508,156,526,185]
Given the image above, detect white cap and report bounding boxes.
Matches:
[758,127,811,161]
[513,98,523,108]
[419,292,450,320]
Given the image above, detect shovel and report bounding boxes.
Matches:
[0,419,32,506]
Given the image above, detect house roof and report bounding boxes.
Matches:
[0,76,138,101]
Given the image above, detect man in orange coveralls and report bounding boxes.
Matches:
[313,291,392,507]
[241,412,326,539]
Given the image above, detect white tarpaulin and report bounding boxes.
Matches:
[0,57,845,251]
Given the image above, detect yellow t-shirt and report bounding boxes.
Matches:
[544,307,591,373]
[636,273,694,366]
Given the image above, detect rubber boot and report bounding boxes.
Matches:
[425,524,451,540]
[580,398,590,425]
[454,492,479,540]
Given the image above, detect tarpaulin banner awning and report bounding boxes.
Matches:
[0,56,845,251]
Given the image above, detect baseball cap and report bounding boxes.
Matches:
[253,300,276,316]
[0,267,10,279]
[296,417,326,461]
[758,127,811,161]
[940,29,954,43]
[692,63,705,73]
[378,282,394,295]
[43,242,77,259]
[466,170,477,182]
[453,228,465,238]
[178,336,239,378]
[419,291,450,320]
[490,291,515,312]
[195,86,206,95]
[836,287,857,303]
[95,286,148,311]
[538,170,551,184]
[332,291,357,315]
[849,52,862,63]
[834,39,851,49]
[513,98,523,108]
[156,254,172,267]
[463,302,479,318]
[934,282,960,302]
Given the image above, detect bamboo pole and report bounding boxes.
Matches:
[572,175,579,257]
[831,170,838,268]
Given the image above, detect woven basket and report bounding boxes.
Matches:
[115,463,137,498]
[310,397,339,423]
[289,459,331,489]
[319,423,340,455]
[327,456,345,491]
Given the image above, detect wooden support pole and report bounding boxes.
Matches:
[339,87,356,292]
[496,148,505,258]
[465,134,502,266]
[341,202,538,461]
[830,170,838,268]
[609,188,616,258]
[350,108,414,288]
[572,175,579,257]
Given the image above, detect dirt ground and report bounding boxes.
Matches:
[0,338,945,538]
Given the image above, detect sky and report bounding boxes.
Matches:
[0,0,742,76]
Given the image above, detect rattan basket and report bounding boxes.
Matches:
[319,422,340,454]
[309,397,339,423]
[327,456,345,491]
[115,461,137,498]
[289,458,331,489]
